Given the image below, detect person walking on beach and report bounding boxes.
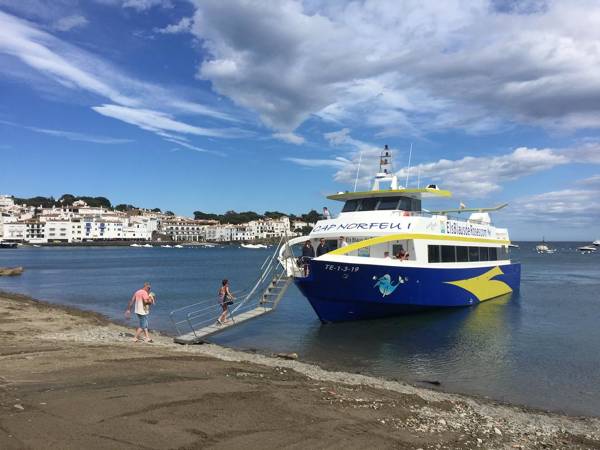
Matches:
[217,279,234,325]
[125,282,154,343]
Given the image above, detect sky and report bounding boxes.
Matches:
[0,0,599,240]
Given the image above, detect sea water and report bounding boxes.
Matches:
[1,243,599,417]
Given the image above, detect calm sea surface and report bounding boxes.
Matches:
[1,243,599,417]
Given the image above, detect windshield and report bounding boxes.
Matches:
[341,196,421,212]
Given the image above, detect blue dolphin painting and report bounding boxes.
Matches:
[373,274,402,297]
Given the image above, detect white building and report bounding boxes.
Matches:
[2,222,26,242]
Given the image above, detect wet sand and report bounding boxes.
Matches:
[1,292,599,449]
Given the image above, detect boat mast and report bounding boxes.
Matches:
[405,142,413,188]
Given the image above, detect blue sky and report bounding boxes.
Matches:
[0,0,599,240]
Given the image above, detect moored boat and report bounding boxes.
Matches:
[279,146,520,322]
[577,245,597,254]
[535,238,556,254]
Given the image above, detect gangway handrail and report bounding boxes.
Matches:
[170,233,293,338]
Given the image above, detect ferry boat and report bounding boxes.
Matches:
[279,147,521,322]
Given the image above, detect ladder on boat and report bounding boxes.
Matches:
[170,236,293,344]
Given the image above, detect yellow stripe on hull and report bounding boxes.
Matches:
[328,233,510,256]
[445,266,513,302]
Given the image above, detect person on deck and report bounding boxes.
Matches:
[301,240,315,276]
[396,246,409,261]
[322,207,331,220]
[125,282,154,343]
[317,238,328,257]
[339,236,349,248]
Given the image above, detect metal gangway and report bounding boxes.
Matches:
[170,236,293,344]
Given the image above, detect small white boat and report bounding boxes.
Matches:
[174,244,184,248]
[593,239,600,246]
[535,238,556,254]
[577,246,597,254]
[142,244,153,248]
[241,243,268,249]
[130,243,141,247]
[161,244,172,248]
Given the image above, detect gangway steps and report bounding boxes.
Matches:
[174,306,274,345]
[173,276,293,344]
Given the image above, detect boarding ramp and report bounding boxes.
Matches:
[170,236,293,344]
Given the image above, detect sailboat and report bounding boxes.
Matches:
[535,238,556,254]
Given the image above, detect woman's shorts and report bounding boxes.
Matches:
[136,313,149,329]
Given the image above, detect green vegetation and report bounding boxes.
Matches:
[14,194,111,209]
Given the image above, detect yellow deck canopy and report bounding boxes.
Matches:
[327,187,452,202]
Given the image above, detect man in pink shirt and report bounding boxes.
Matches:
[125,282,153,342]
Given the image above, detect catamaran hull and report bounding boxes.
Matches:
[295,260,521,322]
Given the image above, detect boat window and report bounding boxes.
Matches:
[342,199,359,212]
[377,197,399,210]
[398,197,412,211]
[456,246,469,262]
[468,247,480,262]
[411,199,422,211]
[441,245,456,262]
[498,246,508,260]
[480,247,489,261]
[428,245,441,262]
[429,244,502,263]
[357,197,378,211]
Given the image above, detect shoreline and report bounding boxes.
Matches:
[1,291,599,449]
[2,290,594,419]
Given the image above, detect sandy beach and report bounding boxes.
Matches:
[1,291,599,449]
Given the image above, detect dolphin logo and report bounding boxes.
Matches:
[373,274,403,297]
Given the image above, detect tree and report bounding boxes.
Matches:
[301,209,321,224]
[264,211,286,219]
[164,211,175,216]
[59,194,76,205]
[115,204,136,212]
[151,208,161,213]
[194,211,220,221]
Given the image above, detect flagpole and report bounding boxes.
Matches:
[405,143,412,188]
[353,152,363,192]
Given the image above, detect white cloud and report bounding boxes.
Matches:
[284,157,349,168]
[93,0,172,11]
[0,119,132,144]
[52,14,88,32]
[0,10,247,150]
[187,0,600,135]
[273,132,305,145]
[155,16,192,34]
[510,187,600,225]
[91,104,243,138]
[576,174,600,187]
[395,147,570,197]
[305,128,600,198]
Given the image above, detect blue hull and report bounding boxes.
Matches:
[295,260,521,322]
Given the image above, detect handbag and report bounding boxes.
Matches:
[224,292,234,306]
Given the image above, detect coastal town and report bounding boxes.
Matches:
[0,194,313,244]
